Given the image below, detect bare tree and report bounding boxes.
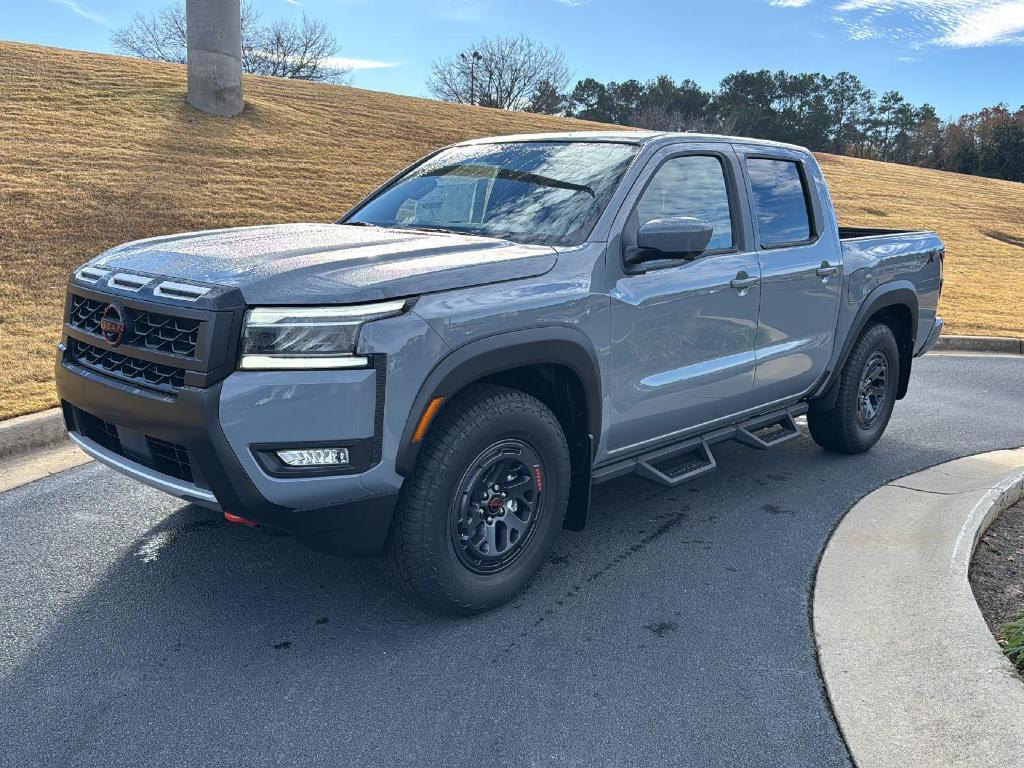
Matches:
[111,1,192,63]
[428,35,570,111]
[248,16,344,82]
[112,1,348,82]
[629,104,737,135]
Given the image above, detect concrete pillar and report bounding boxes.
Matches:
[186,0,243,116]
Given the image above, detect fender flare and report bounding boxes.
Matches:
[394,327,603,478]
[812,282,919,409]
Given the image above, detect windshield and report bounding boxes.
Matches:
[343,141,639,247]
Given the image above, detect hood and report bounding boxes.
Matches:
[90,223,557,305]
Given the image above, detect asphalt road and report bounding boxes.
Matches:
[2,353,1022,768]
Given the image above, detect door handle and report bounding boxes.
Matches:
[816,263,840,278]
[730,273,759,291]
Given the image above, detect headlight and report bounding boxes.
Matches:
[239,300,406,370]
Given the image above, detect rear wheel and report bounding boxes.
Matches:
[384,384,570,614]
[808,322,900,454]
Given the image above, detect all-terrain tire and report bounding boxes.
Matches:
[808,322,900,454]
[384,384,571,614]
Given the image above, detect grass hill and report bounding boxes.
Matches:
[2,41,1023,420]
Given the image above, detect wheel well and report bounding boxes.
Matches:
[479,364,587,448]
[478,364,593,531]
[868,304,914,398]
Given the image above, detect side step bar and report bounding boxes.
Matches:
[594,404,808,488]
[735,410,801,450]
[635,438,716,487]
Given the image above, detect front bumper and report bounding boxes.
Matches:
[56,354,399,557]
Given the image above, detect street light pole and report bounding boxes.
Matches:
[472,51,482,106]
[461,50,483,106]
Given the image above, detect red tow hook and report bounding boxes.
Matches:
[224,511,258,527]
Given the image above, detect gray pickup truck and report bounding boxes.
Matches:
[57,131,943,612]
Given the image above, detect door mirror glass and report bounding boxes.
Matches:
[632,217,714,263]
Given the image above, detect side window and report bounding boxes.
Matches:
[747,158,813,247]
[635,155,734,251]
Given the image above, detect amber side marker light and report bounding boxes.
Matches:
[413,397,445,443]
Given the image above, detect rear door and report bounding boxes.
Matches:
[606,144,762,455]
[737,148,843,404]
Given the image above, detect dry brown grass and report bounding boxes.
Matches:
[2,41,1023,420]
[816,153,1024,341]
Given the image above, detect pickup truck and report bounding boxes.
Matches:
[57,131,944,612]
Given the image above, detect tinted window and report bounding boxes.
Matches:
[346,142,638,247]
[636,155,734,251]
[747,158,813,246]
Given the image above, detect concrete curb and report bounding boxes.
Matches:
[814,448,1024,768]
[0,408,67,460]
[934,335,1024,354]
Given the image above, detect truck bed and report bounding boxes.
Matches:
[836,226,944,358]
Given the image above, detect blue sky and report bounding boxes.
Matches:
[4,0,1023,118]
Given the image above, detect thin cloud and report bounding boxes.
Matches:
[833,0,1024,47]
[324,56,402,71]
[48,0,105,25]
[769,1,813,6]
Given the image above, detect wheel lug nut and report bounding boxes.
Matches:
[501,492,507,498]
[493,484,500,491]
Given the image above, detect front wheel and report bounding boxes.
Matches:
[808,322,900,454]
[384,384,570,614]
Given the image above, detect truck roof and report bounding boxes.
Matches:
[456,130,809,153]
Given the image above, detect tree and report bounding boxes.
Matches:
[826,72,874,155]
[428,35,571,111]
[247,15,339,81]
[528,80,567,115]
[870,90,900,161]
[560,65,1024,182]
[112,1,348,82]
[565,78,615,122]
[716,70,780,138]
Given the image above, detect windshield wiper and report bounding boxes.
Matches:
[422,164,596,198]
[397,225,467,236]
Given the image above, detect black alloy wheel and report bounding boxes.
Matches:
[450,439,545,574]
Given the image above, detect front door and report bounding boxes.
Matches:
[739,151,843,403]
[607,149,761,455]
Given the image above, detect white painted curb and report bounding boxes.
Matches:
[814,448,1024,768]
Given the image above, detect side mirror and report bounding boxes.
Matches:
[630,217,714,265]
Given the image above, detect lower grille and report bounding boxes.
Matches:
[71,406,194,484]
[76,408,122,453]
[69,338,186,392]
[147,437,194,483]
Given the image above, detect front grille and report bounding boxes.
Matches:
[126,311,199,357]
[71,406,195,484]
[68,338,186,391]
[69,295,105,334]
[69,295,199,358]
